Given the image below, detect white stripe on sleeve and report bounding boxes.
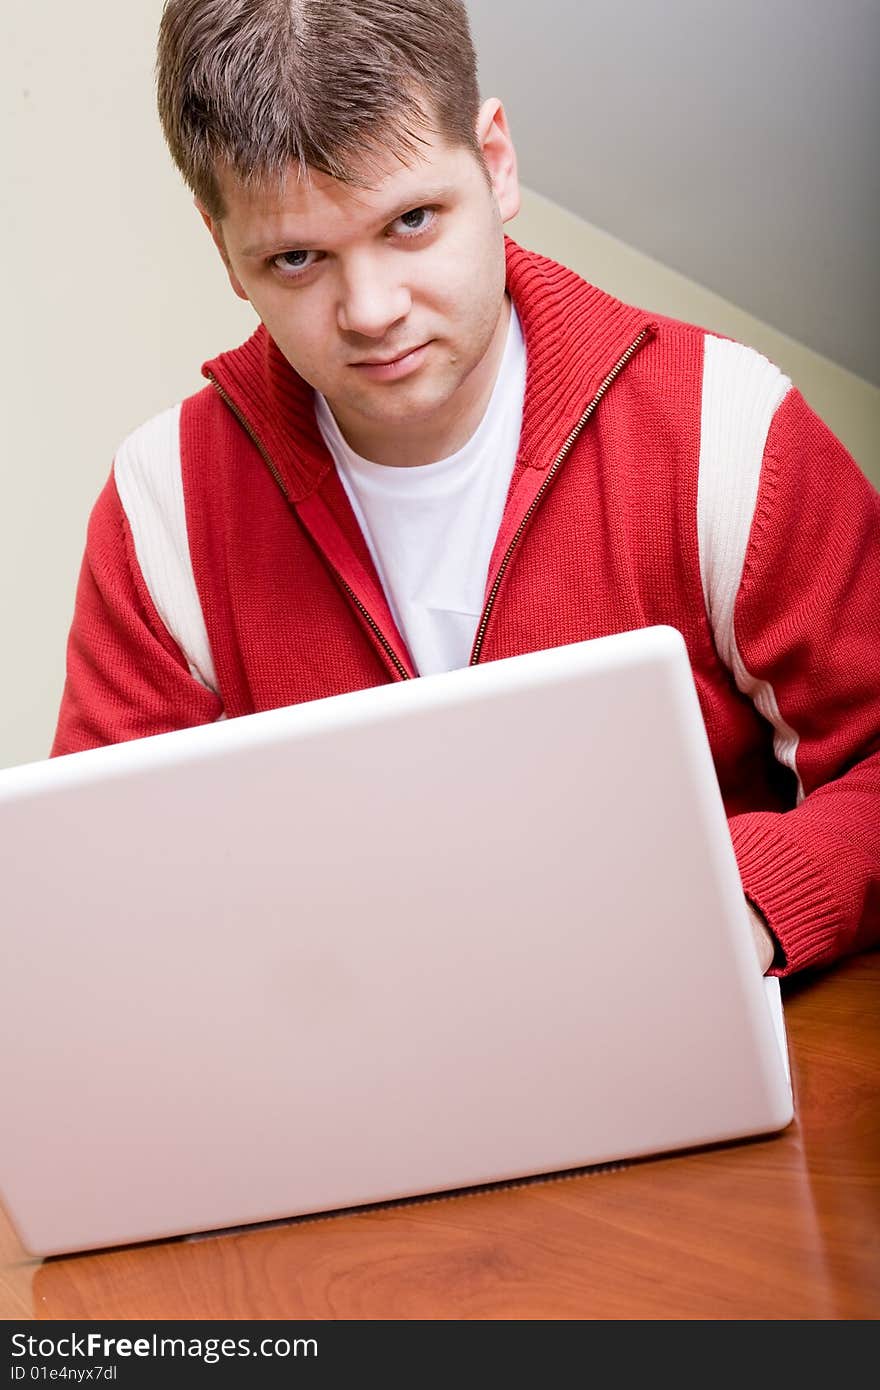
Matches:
[113,404,219,696]
[697,335,803,802]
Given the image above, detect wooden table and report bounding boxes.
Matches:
[2,954,877,1320]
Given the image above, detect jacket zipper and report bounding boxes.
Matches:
[469,324,656,665]
[206,372,411,681]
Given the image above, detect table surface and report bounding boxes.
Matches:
[2,952,878,1321]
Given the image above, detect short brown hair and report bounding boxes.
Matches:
[156,0,483,216]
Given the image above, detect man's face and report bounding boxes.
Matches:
[202,101,520,461]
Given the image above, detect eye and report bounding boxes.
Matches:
[270,248,320,278]
[390,206,437,238]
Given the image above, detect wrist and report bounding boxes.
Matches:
[745,898,777,974]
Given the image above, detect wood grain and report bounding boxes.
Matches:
[2,954,877,1320]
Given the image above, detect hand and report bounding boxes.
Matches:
[746,902,775,974]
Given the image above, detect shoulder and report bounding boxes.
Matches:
[602,291,797,458]
[612,292,795,412]
[82,401,188,563]
[112,379,232,508]
[113,377,227,487]
[110,404,192,619]
[113,402,183,498]
[506,238,794,412]
[107,398,219,693]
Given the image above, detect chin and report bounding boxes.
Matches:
[376,389,456,427]
[357,372,461,421]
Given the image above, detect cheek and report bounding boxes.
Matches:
[441,212,504,298]
[257,286,334,359]
[416,240,495,321]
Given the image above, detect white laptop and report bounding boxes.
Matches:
[0,625,792,1256]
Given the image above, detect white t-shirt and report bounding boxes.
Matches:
[315,305,527,675]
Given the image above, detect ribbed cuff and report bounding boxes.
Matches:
[729,813,842,976]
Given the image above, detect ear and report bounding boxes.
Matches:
[195,198,250,302]
[475,98,520,223]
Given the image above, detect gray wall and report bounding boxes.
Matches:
[469,0,880,385]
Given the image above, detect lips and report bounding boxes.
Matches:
[353,345,424,367]
[348,342,431,381]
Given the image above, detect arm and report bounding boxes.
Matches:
[727,387,880,976]
[52,473,222,756]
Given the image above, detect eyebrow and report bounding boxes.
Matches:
[240,184,457,259]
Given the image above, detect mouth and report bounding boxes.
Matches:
[349,342,431,381]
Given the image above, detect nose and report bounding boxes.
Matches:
[336,256,412,339]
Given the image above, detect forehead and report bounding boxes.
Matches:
[218,135,479,253]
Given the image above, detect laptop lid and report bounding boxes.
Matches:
[0,625,793,1256]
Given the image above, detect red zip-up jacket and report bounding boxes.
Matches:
[53,240,880,977]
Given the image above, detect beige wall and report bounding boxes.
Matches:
[2,2,876,772]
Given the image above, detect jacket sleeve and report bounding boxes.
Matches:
[726,387,880,976]
[51,473,223,756]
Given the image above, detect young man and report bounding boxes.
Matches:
[52,0,879,980]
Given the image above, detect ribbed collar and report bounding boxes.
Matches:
[202,237,655,503]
